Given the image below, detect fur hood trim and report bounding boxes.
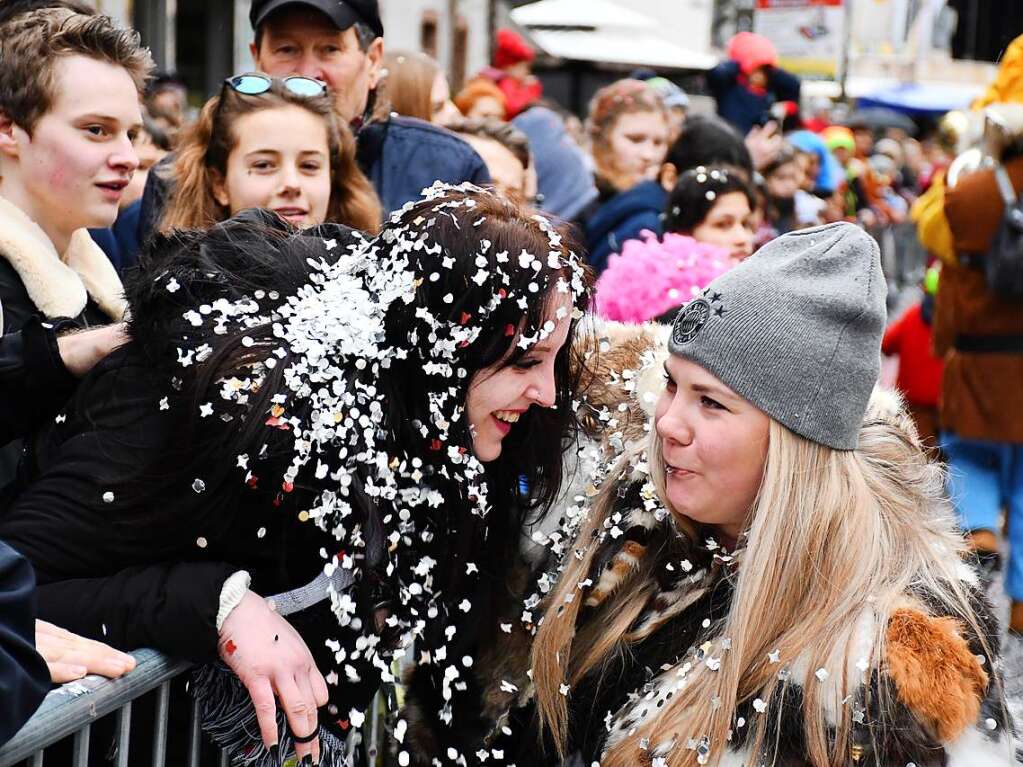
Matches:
[0,195,126,325]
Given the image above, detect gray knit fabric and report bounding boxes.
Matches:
[667,222,886,450]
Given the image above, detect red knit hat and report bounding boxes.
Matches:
[493,28,535,69]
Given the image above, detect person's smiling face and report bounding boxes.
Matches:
[213,105,331,228]
[466,297,572,462]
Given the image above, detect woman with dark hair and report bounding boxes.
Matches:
[658,114,754,192]
[0,185,590,765]
[594,165,756,324]
[663,165,756,257]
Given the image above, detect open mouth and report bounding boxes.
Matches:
[665,463,694,477]
[95,180,128,198]
[492,409,523,435]
[273,207,308,221]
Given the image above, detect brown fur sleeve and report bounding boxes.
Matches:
[883,607,989,742]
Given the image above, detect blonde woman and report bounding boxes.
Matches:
[403,223,1013,766]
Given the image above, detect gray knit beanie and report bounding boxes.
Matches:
[667,222,886,450]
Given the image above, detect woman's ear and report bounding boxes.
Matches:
[210,169,230,208]
[660,162,678,192]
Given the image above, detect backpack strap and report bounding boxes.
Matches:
[995,164,1018,207]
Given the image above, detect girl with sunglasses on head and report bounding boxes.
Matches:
[160,73,381,234]
[0,185,591,765]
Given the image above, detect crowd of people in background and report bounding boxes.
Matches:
[0,0,1021,765]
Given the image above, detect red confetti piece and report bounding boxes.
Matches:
[337,719,350,731]
[460,312,471,324]
[247,475,259,489]
[459,340,470,348]
[224,639,237,655]
[505,324,515,337]
[430,439,442,451]
[272,494,282,507]
[498,289,507,298]
[282,481,294,493]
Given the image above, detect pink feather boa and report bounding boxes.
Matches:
[594,232,737,323]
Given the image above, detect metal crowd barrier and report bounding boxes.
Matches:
[868,220,930,313]
[1,649,394,767]
[0,649,230,767]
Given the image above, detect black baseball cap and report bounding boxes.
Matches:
[250,0,383,38]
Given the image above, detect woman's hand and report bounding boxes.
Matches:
[218,590,329,763]
[745,120,783,172]
[35,620,137,683]
[57,323,129,377]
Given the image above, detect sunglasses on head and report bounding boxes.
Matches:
[223,73,327,98]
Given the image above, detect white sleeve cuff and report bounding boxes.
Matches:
[216,570,252,631]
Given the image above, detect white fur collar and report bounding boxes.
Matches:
[0,195,126,326]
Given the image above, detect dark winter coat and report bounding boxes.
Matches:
[0,539,50,747]
[706,61,801,136]
[138,115,490,237]
[582,180,667,275]
[0,196,126,494]
[0,221,386,745]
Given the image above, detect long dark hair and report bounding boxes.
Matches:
[123,192,591,649]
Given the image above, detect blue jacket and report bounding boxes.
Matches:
[583,180,666,275]
[706,61,801,136]
[89,199,143,274]
[0,539,50,746]
[357,116,490,215]
[137,115,490,240]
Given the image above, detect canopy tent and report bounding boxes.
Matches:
[855,82,982,116]
[510,0,717,72]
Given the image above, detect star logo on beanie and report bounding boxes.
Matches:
[671,290,726,345]
[671,299,710,345]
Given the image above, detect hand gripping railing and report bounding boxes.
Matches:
[0,649,230,767]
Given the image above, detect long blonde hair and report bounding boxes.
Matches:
[381,51,438,122]
[532,390,997,766]
[160,79,381,234]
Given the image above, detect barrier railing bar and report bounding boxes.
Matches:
[218,748,229,767]
[0,650,191,767]
[30,750,43,767]
[151,682,170,767]
[71,726,88,767]
[115,701,131,767]
[187,698,202,767]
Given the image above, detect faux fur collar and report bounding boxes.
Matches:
[0,195,126,328]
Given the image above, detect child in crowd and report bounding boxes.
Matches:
[595,165,754,323]
[707,32,801,135]
[474,28,542,119]
[881,264,944,449]
[454,78,507,122]
[160,74,380,233]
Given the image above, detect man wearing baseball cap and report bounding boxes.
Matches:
[140,0,489,231]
